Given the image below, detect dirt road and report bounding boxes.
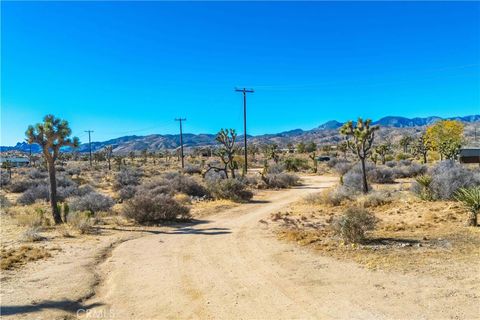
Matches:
[86,176,478,320]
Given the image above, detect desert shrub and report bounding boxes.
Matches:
[56,175,76,188]
[305,187,351,206]
[204,170,227,182]
[207,179,253,202]
[167,173,209,197]
[66,167,81,176]
[17,185,50,205]
[15,207,50,228]
[0,194,11,213]
[367,167,395,184]
[399,159,412,166]
[113,168,143,190]
[0,171,10,186]
[333,207,377,244]
[359,190,393,208]
[262,173,299,189]
[21,227,45,242]
[385,161,397,168]
[429,161,480,200]
[183,164,202,175]
[334,162,352,176]
[6,179,34,193]
[455,186,480,226]
[411,175,434,201]
[69,192,115,215]
[266,163,286,174]
[123,193,190,224]
[283,158,309,172]
[118,185,137,200]
[396,153,410,161]
[392,163,427,178]
[67,211,94,234]
[28,168,48,180]
[342,170,366,193]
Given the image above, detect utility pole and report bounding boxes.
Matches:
[175,118,186,169]
[85,130,94,166]
[235,87,254,175]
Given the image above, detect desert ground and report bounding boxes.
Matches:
[2,174,478,320]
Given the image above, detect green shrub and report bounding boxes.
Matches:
[333,207,377,244]
[207,179,253,202]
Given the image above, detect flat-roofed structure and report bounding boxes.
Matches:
[459,148,480,164]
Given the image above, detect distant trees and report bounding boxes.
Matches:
[213,128,238,179]
[340,118,378,194]
[425,120,464,160]
[104,146,113,170]
[296,142,306,154]
[26,115,79,224]
[304,141,317,153]
[337,142,348,160]
[264,144,280,164]
[399,135,414,153]
[412,134,431,164]
[374,143,391,165]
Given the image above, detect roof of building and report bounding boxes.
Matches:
[459,148,480,157]
[0,157,30,163]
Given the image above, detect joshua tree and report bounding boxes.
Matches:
[114,155,123,170]
[104,146,113,170]
[1,160,12,179]
[26,115,79,224]
[337,141,348,160]
[264,144,280,164]
[340,118,378,194]
[412,134,431,164]
[305,141,317,153]
[374,143,391,165]
[296,142,306,154]
[308,152,318,173]
[399,135,414,153]
[129,151,135,164]
[141,149,148,165]
[209,128,238,178]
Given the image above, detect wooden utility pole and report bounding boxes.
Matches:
[175,118,186,169]
[235,88,254,175]
[85,130,94,166]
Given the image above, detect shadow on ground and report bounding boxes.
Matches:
[0,299,103,317]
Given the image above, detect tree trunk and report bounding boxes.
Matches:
[108,158,111,171]
[467,211,477,226]
[47,161,62,224]
[360,158,369,194]
[423,152,427,164]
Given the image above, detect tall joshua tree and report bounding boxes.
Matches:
[26,115,79,224]
[215,129,238,178]
[104,146,113,170]
[340,118,378,194]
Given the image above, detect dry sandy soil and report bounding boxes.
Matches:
[2,175,479,319]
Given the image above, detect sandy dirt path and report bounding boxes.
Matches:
[85,176,479,320]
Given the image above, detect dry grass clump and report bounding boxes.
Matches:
[357,190,393,208]
[333,207,377,244]
[20,226,45,242]
[66,211,95,234]
[14,206,51,228]
[1,245,52,270]
[304,188,351,206]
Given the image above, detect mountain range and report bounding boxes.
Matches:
[2,115,478,154]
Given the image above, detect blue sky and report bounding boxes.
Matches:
[1,1,479,145]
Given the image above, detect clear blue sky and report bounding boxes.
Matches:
[1,1,479,145]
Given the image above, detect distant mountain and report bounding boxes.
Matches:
[2,114,478,154]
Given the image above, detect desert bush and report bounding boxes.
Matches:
[69,192,115,215]
[305,187,351,206]
[28,168,48,180]
[166,173,209,197]
[56,175,76,188]
[367,167,395,184]
[17,185,50,205]
[118,185,137,200]
[385,161,397,168]
[359,190,393,208]
[113,168,143,190]
[183,164,202,175]
[123,193,190,224]
[207,179,253,202]
[342,170,366,193]
[67,211,94,234]
[455,186,480,226]
[15,207,51,228]
[429,161,480,200]
[262,173,299,189]
[0,194,11,213]
[334,162,352,176]
[399,159,412,166]
[6,179,34,193]
[392,163,427,178]
[333,207,377,244]
[266,163,286,174]
[411,175,434,201]
[66,167,81,176]
[204,170,227,183]
[21,226,45,242]
[0,170,10,186]
[283,158,309,172]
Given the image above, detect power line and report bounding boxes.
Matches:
[235,87,254,175]
[85,130,94,166]
[174,118,186,169]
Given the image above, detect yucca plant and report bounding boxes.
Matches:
[455,186,480,226]
[415,175,434,201]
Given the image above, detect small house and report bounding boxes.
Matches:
[0,156,30,168]
[459,148,480,164]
